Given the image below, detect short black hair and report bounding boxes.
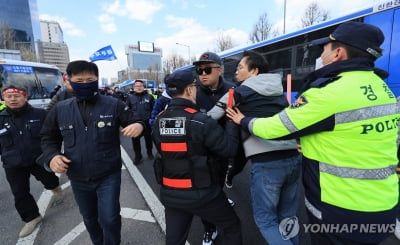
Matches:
[330,41,382,61]
[66,60,99,77]
[242,50,269,74]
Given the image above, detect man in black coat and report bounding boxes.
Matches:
[0,85,60,238]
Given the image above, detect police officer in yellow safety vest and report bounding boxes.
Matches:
[152,69,242,245]
[227,21,399,245]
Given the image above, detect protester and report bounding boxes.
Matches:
[226,21,399,245]
[152,69,242,245]
[113,86,125,101]
[49,84,62,98]
[154,83,164,98]
[126,80,155,164]
[193,51,244,244]
[46,73,74,111]
[0,85,60,238]
[149,88,171,128]
[39,60,144,245]
[208,50,301,244]
[149,75,171,128]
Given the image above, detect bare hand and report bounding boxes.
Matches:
[49,155,71,173]
[121,122,144,137]
[226,107,245,125]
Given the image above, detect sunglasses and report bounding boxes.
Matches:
[196,66,220,75]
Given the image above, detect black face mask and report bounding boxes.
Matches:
[69,80,99,100]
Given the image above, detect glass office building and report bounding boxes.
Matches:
[0,0,41,52]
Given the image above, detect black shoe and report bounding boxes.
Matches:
[202,230,218,245]
[134,156,143,165]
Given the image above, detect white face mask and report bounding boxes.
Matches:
[315,57,324,70]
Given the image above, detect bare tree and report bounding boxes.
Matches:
[163,53,186,74]
[301,2,330,28]
[249,12,272,43]
[215,31,234,52]
[19,45,37,62]
[0,21,16,49]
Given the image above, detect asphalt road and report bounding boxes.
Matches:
[0,136,399,244]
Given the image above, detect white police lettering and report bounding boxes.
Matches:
[360,118,399,134]
[159,117,186,135]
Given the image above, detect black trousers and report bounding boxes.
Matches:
[4,165,59,222]
[132,121,153,158]
[165,191,242,245]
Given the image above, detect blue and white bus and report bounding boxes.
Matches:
[177,2,400,101]
[0,59,63,108]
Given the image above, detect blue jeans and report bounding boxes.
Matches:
[251,154,301,245]
[70,170,121,245]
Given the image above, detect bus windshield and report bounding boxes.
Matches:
[0,61,62,108]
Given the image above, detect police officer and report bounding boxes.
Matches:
[0,85,60,238]
[227,21,399,245]
[39,60,144,245]
[152,69,242,245]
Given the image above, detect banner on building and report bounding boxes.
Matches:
[89,45,117,62]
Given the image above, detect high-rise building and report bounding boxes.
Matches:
[0,0,41,55]
[36,41,69,72]
[123,42,163,82]
[37,20,70,72]
[40,20,63,43]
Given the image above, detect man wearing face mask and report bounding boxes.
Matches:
[226,21,399,245]
[39,60,144,245]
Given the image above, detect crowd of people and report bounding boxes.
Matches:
[0,21,399,245]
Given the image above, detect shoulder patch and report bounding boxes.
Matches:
[184,107,197,114]
[290,95,308,108]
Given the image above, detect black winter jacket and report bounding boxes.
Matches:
[40,95,142,181]
[0,104,46,168]
[126,91,154,121]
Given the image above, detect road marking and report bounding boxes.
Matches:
[53,208,155,245]
[120,146,191,245]
[16,180,69,245]
[120,146,166,232]
[54,222,85,245]
[120,207,155,222]
[15,147,189,245]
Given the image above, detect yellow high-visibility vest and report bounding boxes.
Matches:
[251,70,399,212]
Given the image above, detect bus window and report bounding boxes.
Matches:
[0,60,62,108]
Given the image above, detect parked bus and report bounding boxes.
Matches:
[0,59,63,108]
[118,79,157,93]
[177,2,400,100]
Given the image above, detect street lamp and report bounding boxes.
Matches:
[283,0,286,34]
[176,42,191,65]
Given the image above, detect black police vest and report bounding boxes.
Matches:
[56,96,122,180]
[156,107,213,189]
